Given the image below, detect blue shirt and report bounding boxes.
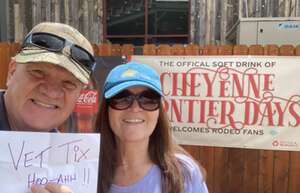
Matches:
[109,154,209,193]
[0,91,11,131]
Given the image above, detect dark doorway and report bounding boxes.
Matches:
[104,0,189,45]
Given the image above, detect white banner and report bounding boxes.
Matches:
[131,55,300,151]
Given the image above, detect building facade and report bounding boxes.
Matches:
[1,0,300,45]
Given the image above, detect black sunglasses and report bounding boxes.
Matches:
[108,90,161,111]
[22,32,95,73]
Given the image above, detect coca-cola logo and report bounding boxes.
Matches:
[77,90,98,105]
[272,140,279,147]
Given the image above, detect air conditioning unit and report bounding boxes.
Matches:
[237,17,300,46]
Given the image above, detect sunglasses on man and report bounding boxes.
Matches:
[108,90,161,111]
[22,32,95,74]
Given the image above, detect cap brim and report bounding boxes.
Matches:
[104,81,163,99]
[15,49,89,84]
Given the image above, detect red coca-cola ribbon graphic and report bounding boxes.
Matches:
[74,89,99,114]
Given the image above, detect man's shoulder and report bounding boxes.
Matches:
[0,90,11,131]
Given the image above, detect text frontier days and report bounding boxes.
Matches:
[160,70,299,129]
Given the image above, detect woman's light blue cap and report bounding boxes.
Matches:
[104,62,162,99]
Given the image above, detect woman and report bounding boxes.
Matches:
[98,62,208,193]
[31,62,208,193]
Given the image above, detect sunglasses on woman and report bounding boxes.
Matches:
[108,90,161,111]
[22,32,95,73]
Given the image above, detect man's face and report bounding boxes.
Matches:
[4,61,84,131]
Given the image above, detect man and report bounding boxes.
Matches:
[0,22,95,132]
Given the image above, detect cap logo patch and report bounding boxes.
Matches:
[121,69,138,77]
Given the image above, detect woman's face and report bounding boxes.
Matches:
[108,86,160,144]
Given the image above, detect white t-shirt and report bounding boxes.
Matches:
[109,154,209,193]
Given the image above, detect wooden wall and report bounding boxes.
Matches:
[0,43,20,89]
[1,43,300,193]
[4,0,300,45]
[5,0,103,43]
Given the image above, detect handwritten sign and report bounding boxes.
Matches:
[0,131,100,193]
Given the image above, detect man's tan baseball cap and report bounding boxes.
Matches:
[15,22,94,84]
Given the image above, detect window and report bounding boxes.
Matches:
[105,0,189,45]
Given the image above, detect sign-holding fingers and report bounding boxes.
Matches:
[45,183,73,193]
[31,184,51,193]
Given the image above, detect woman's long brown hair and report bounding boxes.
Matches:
[97,99,198,193]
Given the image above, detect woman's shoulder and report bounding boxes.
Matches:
[175,153,205,181]
[175,153,209,193]
[175,153,199,171]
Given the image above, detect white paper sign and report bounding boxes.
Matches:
[0,131,100,193]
